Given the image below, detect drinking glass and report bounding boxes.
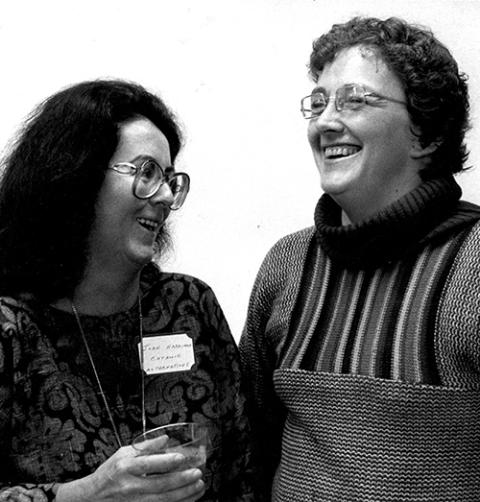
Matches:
[132,422,208,471]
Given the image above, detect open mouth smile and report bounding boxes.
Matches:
[137,217,160,232]
[324,145,361,159]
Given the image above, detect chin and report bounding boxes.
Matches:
[127,245,156,268]
[130,227,171,268]
[321,179,350,197]
[320,168,359,196]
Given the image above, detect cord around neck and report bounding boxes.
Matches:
[71,295,146,449]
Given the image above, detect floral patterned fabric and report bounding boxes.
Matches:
[0,263,253,501]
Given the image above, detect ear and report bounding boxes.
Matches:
[410,138,442,160]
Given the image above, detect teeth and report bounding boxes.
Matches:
[137,217,159,231]
[324,146,360,158]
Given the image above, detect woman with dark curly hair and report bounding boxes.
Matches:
[0,79,253,501]
[240,16,480,501]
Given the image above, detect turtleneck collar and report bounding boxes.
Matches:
[314,176,472,268]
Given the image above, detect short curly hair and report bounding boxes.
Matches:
[0,79,182,301]
[309,16,470,179]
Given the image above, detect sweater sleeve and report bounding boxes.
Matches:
[198,285,255,502]
[239,229,314,501]
[238,246,290,502]
[0,298,57,501]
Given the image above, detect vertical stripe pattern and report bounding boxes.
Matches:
[281,233,467,384]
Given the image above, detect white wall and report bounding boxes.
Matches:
[0,0,479,340]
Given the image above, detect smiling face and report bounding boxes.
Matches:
[87,116,174,273]
[308,46,424,222]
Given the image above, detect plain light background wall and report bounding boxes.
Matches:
[0,0,479,340]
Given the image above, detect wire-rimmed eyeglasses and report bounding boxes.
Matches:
[300,83,407,119]
[108,159,190,210]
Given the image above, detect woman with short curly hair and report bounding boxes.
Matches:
[241,17,480,502]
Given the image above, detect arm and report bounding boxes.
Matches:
[0,298,205,502]
[0,301,60,501]
[198,286,255,502]
[239,249,289,502]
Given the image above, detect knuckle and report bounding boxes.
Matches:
[115,456,131,473]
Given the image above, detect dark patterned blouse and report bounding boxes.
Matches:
[0,263,253,501]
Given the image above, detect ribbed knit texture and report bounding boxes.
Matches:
[272,371,480,501]
[280,177,478,383]
[314,176,463,267]
[240,176,480,501]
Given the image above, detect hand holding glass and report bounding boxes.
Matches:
[132,422,208,472]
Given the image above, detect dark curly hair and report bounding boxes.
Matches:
[0,79,183,301]
[309,16,470,179]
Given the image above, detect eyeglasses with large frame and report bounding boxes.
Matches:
[109,159,190,210]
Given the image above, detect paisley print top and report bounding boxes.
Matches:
[0,264,253,501]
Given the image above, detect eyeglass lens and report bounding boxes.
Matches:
[302,85,367,118]
[135,160,189,209]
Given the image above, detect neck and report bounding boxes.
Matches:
[53,264,142,316]
[314,176,463,268]
[333,171,423,225]
[341,211,352,225]
[336,185,421,225]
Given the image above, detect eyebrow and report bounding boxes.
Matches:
[131,154,155,163]
[311,86,327,95]
[130,154,172,169]
[311,83,371,94]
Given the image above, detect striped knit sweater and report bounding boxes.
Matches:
[239,176,480,501]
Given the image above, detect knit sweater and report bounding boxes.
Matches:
[240,176,480,501]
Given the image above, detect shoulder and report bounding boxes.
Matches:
[141,266,236,353]
[436,218,480,373]
[141,263,227,332]
[0,294,38,336]
[456,200,480,217]
[244,227,316,322]
[267,226,315,257]
[457,216,480,246]
[141,262,215,299]
[438,219,480,314]
[449,200,480,229]
[0,295,46,372]
[450,218,480,268]
[255,226,315,285]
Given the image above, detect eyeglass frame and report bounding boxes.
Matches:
[108,159,190,209]
[300,83,407,119]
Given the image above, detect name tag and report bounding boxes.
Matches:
[139,333,195,375]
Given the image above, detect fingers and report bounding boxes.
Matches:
[178,480,207,502]
[143,467,203,492]
[129,448,206,501]
[1,487,32,502]
[177,479,206,502]
[130,452,189,476]
[82,442,207,502]
[133,433,169,455]
[142,478,205,502]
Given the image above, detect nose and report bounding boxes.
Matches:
[148,180,174,208]
[310,98,344,134]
